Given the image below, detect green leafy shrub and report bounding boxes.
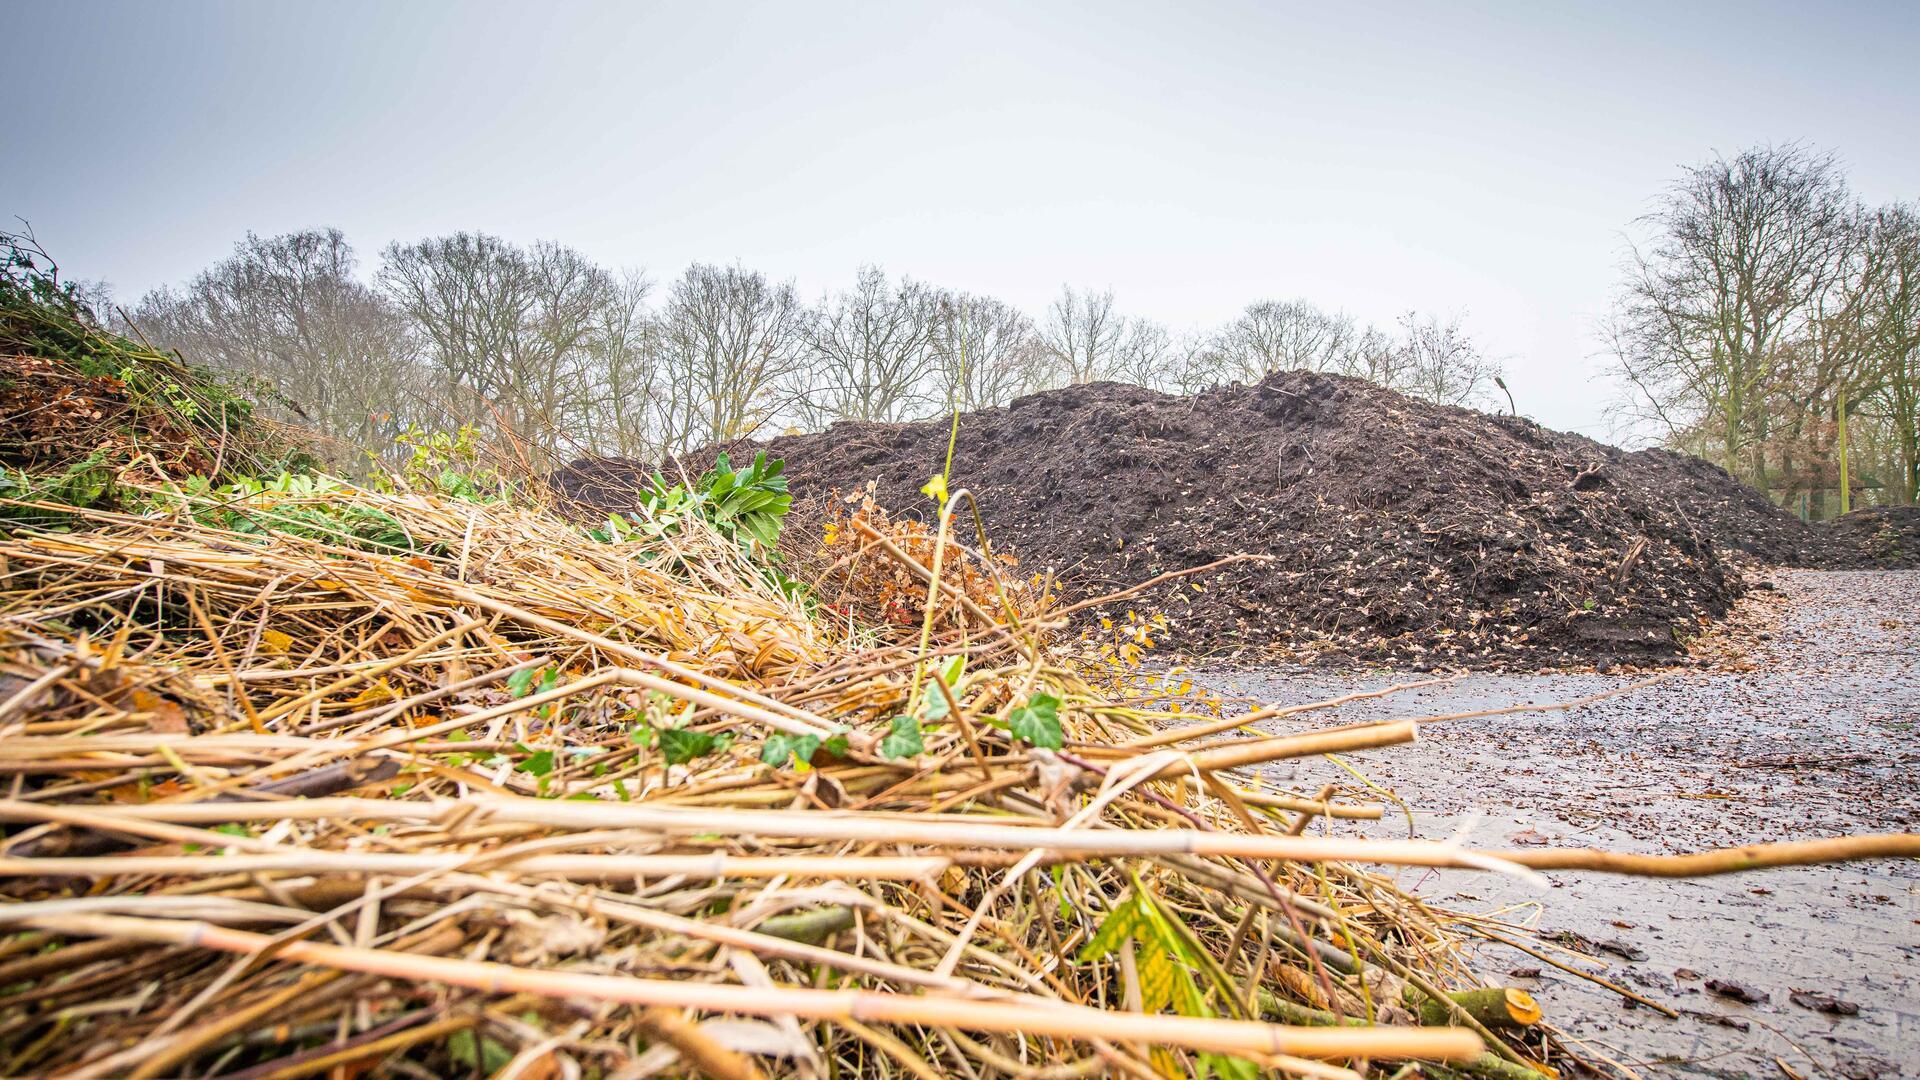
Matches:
[380,424,505,501]
[167,473,416,551]
[588,451,805,601]
[590,451,790,550]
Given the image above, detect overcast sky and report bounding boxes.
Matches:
[9,1,1919,438]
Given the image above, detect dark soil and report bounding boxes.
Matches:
[1591,444,1832,565]
[1543,441,1915,571]
[559,372,1751,668]
[1826,506,1920,568]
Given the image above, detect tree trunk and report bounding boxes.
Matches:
[1837,388,1852,515]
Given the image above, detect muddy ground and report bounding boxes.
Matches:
[1195,569,1919,1078]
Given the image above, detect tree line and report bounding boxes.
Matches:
[118,231,1501,470]
[1607,143,1920,513]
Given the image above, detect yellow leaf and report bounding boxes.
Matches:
[259,629,294,654]
[1137,943,1176,1013]
[345,679,398,707]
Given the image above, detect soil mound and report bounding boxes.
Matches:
[1826,506,1920,568]
[1534,440,1911,571]
[1600,447,1831,566]
[561,372,1745,668]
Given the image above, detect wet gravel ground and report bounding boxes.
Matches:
[1195,570,1920,1079]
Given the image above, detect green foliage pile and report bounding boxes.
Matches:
[1,228,311,492]
[586,450,792,552]
[586,450,805,600]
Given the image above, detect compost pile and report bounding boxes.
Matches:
[1825,505,1920,568]
[565,375,1741,668]
[1560,442,1920,571]
[1583,446,1832,566]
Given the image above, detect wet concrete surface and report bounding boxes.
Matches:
[1195,570,1920,1079]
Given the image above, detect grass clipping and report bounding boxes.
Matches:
[2,488,1917,1075]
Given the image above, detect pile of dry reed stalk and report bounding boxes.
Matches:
[0,480,1913,1080]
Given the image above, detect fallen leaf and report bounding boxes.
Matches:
[1596,938,1647,962]
[1705,979,1768,1004]
[1788,990,1859,1016]
[344,679,399,707]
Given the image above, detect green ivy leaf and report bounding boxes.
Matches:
[659,728,730,766]
[437,728,475,765]
[1009,693,1063,749]
[506,666,540,699]
[919,655,967,722]
[515,748,556,777]
[761,732,821,769]
[878,714,924,760]
[920,685,951,722]
[1200,1055,1260,1080]
[448,1030,515,1074]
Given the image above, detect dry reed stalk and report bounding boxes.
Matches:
[12,913,1488,1062]
[0,852,953,881]
[0,796,1532,872]
[1122,677,1454,749]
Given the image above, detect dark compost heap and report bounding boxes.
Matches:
[560,373,1784,668]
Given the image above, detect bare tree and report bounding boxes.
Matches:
[379,233,617,456]
[1210,299,1356,381]
[1042,286,1123,384]
[1835,204,1920,505]
[1108,318,1177,390]
[654,263,810,451]
[1606,145,1854,492]
[1328,324,1409,389]
[929,292,1052,411]
[1153,331,1227,395]
[128,228,422,459]
[581,269,658,458]
[1867,205,1920,503]
[1389,311,1501,408]
[795,266,940,426]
